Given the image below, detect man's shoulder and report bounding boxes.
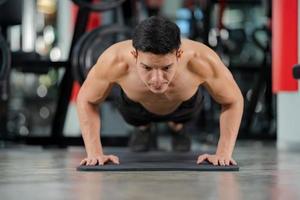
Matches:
[183,39,219,79]
[182,39,219,68]
[182,38,215,57]
[93,40,132,82]
[108,40,132,54]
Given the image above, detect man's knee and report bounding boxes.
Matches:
[168,121,183,132]
[138,124,151,130]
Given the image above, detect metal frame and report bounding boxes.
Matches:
[203,0,275,139]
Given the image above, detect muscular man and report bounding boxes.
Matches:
[77,16,244,166]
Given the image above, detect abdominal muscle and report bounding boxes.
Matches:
[140,99,183,115]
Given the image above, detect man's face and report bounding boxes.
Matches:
[133,50,180,94]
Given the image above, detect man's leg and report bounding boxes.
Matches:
[115,91,155,152]
[168,121,191,152]
[168,121,183,132]
[129,123,154,152]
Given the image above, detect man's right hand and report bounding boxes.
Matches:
[80,154,120,166]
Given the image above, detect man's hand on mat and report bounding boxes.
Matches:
[196,154,237,166]
[80,154,120,166]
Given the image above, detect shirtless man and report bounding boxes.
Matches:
[77,16,244,166]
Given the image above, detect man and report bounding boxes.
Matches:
[77,16,244,166]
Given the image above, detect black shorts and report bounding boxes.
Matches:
[115,87,204,126]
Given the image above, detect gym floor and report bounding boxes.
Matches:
[0,139,299,200]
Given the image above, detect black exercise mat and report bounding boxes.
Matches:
[77,151,239,171]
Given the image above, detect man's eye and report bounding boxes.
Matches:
[163,66,171,71]
[144,66,152,71]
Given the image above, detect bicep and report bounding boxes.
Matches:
[202,55,242,105]
[203,72,240,105]
[77,45,121,104]
[78,67,114,105]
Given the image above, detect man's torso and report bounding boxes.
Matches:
[108,39,206,115]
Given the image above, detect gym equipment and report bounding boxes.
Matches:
[0,0,21,142]
[0,0,7,6]
[0,0,23,28]
[51,0,129,146]
[202,0,275,139]
[243,26,272,134]
[76,151,239,171]
[221,28,247,55]
[72,25,131,85]
[293,65,300,79]
[0,33,10,81]
[71,0,126,12]
[0,32,10,141]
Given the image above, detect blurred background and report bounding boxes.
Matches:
[0,0,296,149]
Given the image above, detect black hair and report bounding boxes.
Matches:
[132,16,181,54]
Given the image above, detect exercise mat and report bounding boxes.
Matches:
[77,151,239,171]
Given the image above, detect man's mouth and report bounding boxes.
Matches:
[149,82,168,88]
[153,85,162,88]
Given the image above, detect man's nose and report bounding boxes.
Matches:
[151,70,163,82]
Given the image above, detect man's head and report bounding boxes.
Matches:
[132,16,182,94]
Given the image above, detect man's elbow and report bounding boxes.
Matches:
[230,92,244,110]
[76,89,86,107]
[76,89,95,111]
[236,91,244,109]
[77,89,102,111]
[222,93,244,111]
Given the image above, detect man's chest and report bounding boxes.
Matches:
[118,70,200,103]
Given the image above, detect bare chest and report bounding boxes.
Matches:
[117,69,200,115]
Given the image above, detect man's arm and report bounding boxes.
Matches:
[77,68,113,162]
[190,44,244,166]
[76,46,127,166]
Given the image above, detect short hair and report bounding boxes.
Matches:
[132,16,181,54]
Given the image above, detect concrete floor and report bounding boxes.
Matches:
[0,140,300,200]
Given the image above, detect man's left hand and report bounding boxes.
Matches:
[196,153,237,166]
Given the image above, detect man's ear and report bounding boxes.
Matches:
[176,49,183,59]
[131,49,138,58]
